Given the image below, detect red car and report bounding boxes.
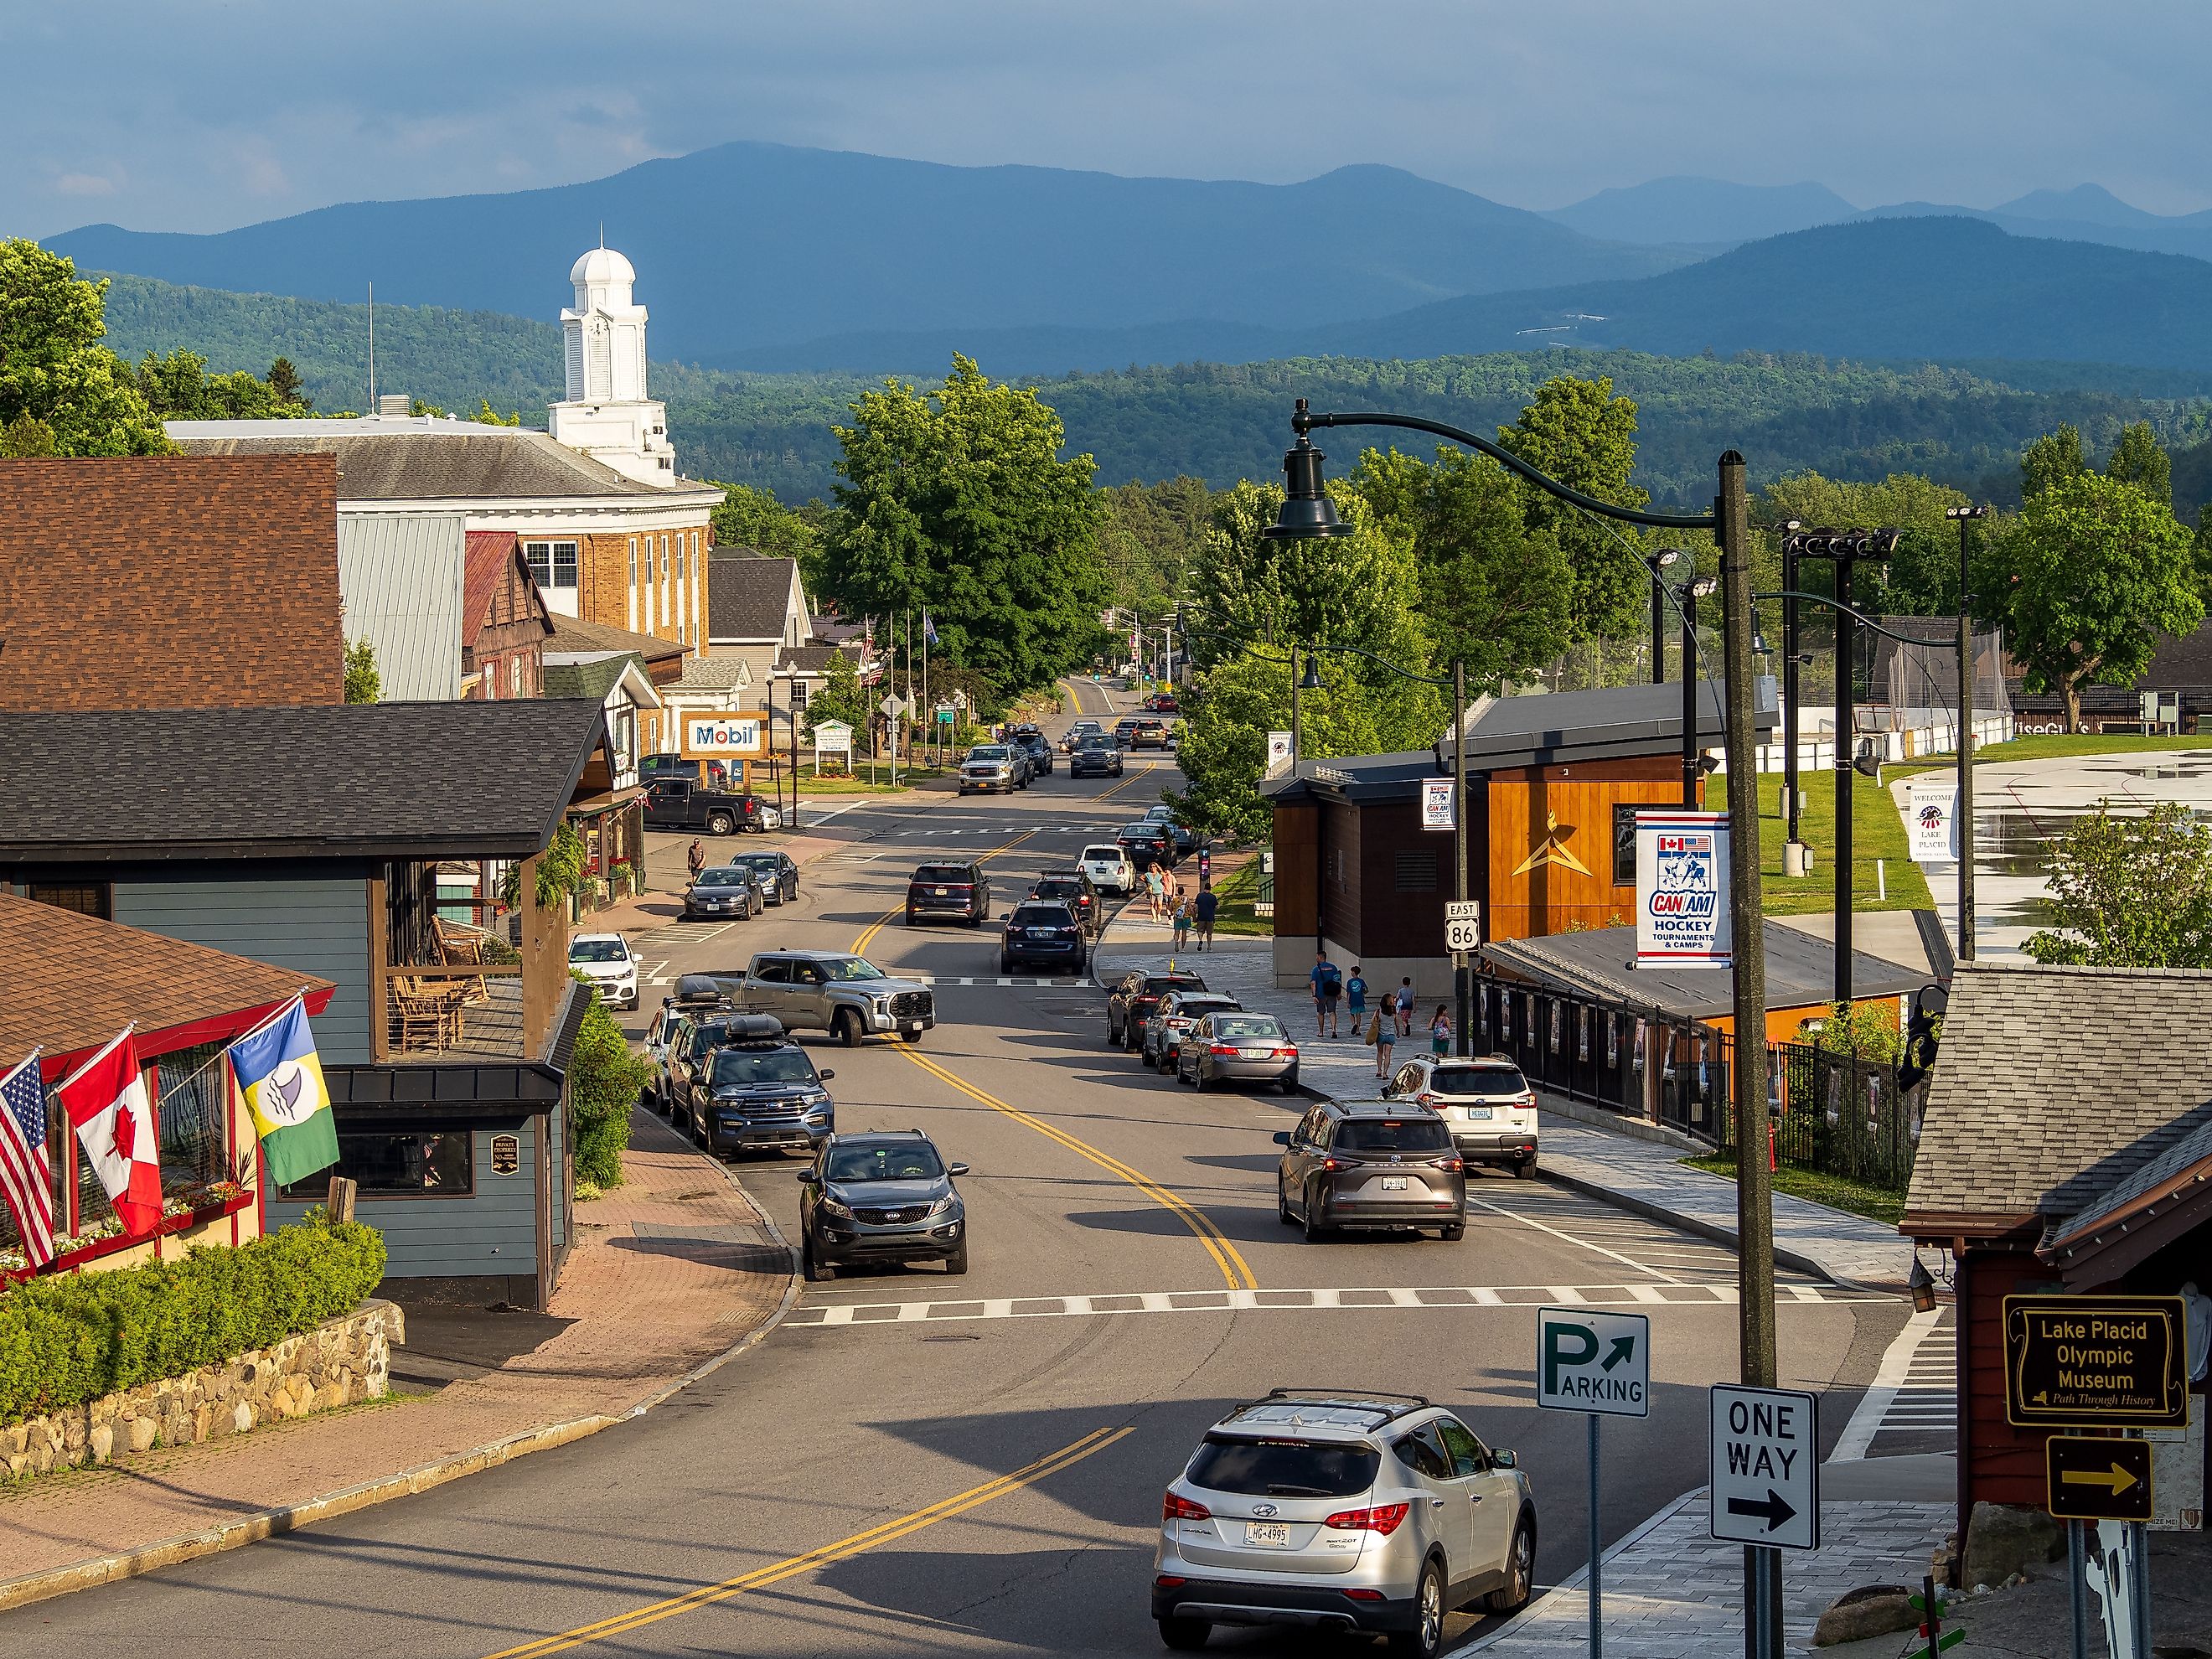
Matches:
[1143,693,1181,714]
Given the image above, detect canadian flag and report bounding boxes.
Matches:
[58,1029,163,1237]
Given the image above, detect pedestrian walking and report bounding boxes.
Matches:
[1346,967,1368,1024]
[1372,1008,1396,1079]
[1429,1005,1452,1056]
[686,837,706,882]
[1145,863,1167,923]
[1397,979,1416,1038]
[1193,881,1218,950]
[1310,949,1343,1038]
[1171,894,1192,952]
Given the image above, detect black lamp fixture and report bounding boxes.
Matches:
[1907,1252,1940,1314]
[1264,400,1359,542]
[1298,652,1325,690]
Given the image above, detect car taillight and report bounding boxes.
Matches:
[1320,1157,1340,1171]
[1344,1588,1385,1601]
[1518,1093,1536,1108]
[1162,1492,1212,1522]
[1209,1043,1238,1056]
[1273,1047,1295,1058]
[1433,1156,1465,1171]
[1324,1502,1410,1535]
[1155,1575,1187,1589]
[1417,1091,1440,1106]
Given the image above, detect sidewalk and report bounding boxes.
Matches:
[1093,913,1911,1292]
[0,1109,795,1611]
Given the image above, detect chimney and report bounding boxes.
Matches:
[377,393,411,418]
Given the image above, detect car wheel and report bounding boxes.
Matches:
[1277,1075,1299,1096]
[1440,1222,1466,1242]
[1278,1185,1296,1226]
[834,1008,864,1048]
[1389,1560,1446,1658]
[1000,957,1015,975]
[1301,1197,1329,1243]
[1156,1617,1210,1651]
[1516,1156,1538,1178]
[945,1236,969,1276]
[901,1029,923,1043]
[706,810,735,835]
[1106,1019,1120,1046]
[1486,1517,1535,1614]
[906,908,918,926]
[803,1236,835,1283]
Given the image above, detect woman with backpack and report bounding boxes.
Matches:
[1430,1005,1453,1056]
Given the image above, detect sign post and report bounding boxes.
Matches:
[1709,1383,1818,1659]
[1537,1307,1651,1659]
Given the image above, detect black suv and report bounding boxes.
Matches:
[1274,1100,1467,1243]
[1068,733,1124,778]
[679,1014,836,1157]
[1116,821,1176,871]
[799,1129,969,1280]
[1000,900,1087,974]
[1014,731,1055,777]
[1107,969,1207,1049]
[725,849,800,904]
[907,861,991,927]
[1027,870,1102,936]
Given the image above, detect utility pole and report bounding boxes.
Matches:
[1781,533,1802,861]
[1718,452,1780,1659]
[1651,566,1668,686]
[1289,641,1303,767]
[1832,546,1858,1002]
[1680,580,1701,808]
[1454,659,1470,1058]
[1947,505,1989,962]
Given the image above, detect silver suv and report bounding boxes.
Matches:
[1151,1390,1535,1655]
[1274,1101,1467,1243]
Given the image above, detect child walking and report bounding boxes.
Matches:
[1429,1005,1452,1056]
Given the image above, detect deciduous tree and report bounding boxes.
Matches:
[1493,375,1650,641]
[0,240,168,456]
[2025,802,2212,968]
[2104,419,2172,506]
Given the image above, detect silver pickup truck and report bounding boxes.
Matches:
[726,949,936,1047]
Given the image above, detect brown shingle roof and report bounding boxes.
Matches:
[1903,961,2212,1233]
[171,430,716,504]
[549,614,685,680]
[0,892,334,1074]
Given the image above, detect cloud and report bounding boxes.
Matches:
[52,171,119,198]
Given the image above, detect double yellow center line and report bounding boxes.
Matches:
[482,1426,1131,1659]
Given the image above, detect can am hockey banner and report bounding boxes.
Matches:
[1636,811,1732,969]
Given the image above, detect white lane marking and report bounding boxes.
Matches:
[1827,1305,1947,1462]
[643,960,670,985]
[783,1281,1877,1330]
[1466,1194,1685,1286]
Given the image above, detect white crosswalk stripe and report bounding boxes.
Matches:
[1828,1307,1956,1460]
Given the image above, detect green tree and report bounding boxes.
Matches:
[133,348,301,420]
[1985,469,2203,731]
[804,647,866,736]
[2024,802,2212,968]
[2021,423,2087,500]
[0,411,56,457]
[343,639,381,705]
[1759,471,1976,615]
[1493,375,1651,641]
[0,239,169,456]
[711,480,829,591]
[1098,475,1212,620]
[821,357,1106,695]
[265,356,309,409]
[470,399,521,426]
[1171,649,1393,841]
[2104,419,2171,506]
[1353,444,1574,689]
[566,994,648,1191]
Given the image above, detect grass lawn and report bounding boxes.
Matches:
[1678,1154,1905,1226]
[1758,768,1931,916]
[1205,855,1273,938]
[795,764,954,795]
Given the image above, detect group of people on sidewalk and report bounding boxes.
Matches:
[1143,861,1217,951]
[1308,951,1455,1077]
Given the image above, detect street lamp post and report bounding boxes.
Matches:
[1945,505,1989,963]
[1651,562,1669,686]
[1672,575,1718,808]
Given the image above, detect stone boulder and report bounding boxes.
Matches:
[1961,1501,2065,1589]
[1812,1584,1918,1646]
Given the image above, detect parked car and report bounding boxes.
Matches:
[1142,804,1203,861]
[659,1006,774,1120]
[1150,1389,1535,1653]
[1117,822,1176,871]
[1081,841,1138,895]
[959,744,1026,794]
[1129,717,1171,750]
[723,949,937,1046]
[999,900,1087,974]
[1108,969,1208,1049]
[567,933,638,1010]
[1385,1056,1539,1176]
[722,849,800,905]
[1274,1100,1465,1243]
[1062,720,1105,752]
[1141,990,1244,1070]
[676,1015,837,1157]
[1141,692,1181,714]
[1014,732,1055,776]
[684,864,764,921]
[1027,870,1102,936]
[1178,1011,1300,1094]
[798,1129,969,1280]
[643,777,778,835]
[907,861,992,927]
[1070,733,1126,778]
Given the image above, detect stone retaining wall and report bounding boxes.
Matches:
[3,1300,402,1479]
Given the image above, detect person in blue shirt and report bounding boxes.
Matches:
[1309,950,1342,1037]
[1346,967,1368,1023]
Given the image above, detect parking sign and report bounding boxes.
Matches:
[1535,1308,1650,1418]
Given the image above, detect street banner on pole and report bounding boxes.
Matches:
[1420,778,1455,831]
[1264,731,1293,778]
[1906,781,1960,864]
[1635,810,1732,968]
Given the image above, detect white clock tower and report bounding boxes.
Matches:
[546,245,679,484]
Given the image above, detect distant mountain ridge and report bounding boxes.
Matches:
[1542,178,1862,247]
[47,142,1690,364]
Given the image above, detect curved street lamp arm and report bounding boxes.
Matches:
[1303,639,1451,688]
[1754,590,1965,652]
[1295,408,1718,532]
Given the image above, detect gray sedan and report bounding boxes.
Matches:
[1176,1011,1301,1093]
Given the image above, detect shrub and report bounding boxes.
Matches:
[0,1215,386,1426]
[568,992,648,1191]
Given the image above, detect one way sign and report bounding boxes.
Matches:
[1709,1384,1820,1550]
[1535,1307,1650,1418]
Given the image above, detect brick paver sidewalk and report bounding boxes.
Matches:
[0,1108,793,1608]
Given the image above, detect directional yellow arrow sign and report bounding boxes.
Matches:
[2060,1463,2137,1496]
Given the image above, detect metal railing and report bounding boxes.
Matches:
[1722,1041,1920,1191]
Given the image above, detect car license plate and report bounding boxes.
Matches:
[934,886,948,896]
[1467,1106,1492,1119]
[1380,1176,1408,1191]
[1239,1048,1272,1060]
[1243,1522,1291,1548]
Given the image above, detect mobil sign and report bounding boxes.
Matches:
[1636,810,1731,969]
[682,715,765,758]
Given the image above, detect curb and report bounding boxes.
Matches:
[0,1148,805,1616]
[1444,1487,1703,1656]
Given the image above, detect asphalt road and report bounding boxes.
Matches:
[11,682,1910,1658]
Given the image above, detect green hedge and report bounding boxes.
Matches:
[568,992,648,1191]
[0,1216,386,1426]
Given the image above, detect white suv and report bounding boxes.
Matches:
[1152,1390,1535,1655]
[568,933,638,1010]
[1080,842,1136,896]
[1386,1055,1538,1176]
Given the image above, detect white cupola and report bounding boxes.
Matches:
[547,242,679,484]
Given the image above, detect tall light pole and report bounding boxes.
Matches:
[1673,575,1718,807]
[1945,505,1989,962]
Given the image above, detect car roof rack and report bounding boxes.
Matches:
[1217,1390,1433,1433]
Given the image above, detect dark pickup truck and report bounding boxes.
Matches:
[643,778,781,836]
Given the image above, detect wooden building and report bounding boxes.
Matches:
[1263,681,1771,996]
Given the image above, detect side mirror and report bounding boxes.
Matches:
[797,1171,819,1187]
[1491,1449,1517,1470]
[1272,1132,1292,1146]
[819,1069,835,1082]
[948,1161,970,1176]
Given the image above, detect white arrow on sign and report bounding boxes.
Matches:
[1708,1384,1820,1550]
[1445,917,1481,953]
[1535,1307,1650,1418]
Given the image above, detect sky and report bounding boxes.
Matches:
[9,0,2210,239]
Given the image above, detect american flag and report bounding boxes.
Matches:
[0,1051,56,1269]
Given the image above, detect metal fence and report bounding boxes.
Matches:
[1719,1040,1920,1191]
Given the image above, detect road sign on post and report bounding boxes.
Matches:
[2004,1295,2189,1429]
[1538,1309,1650,1659]
[1445,899,1481,922]
[1445,917,1481,954]
[1709,1384,1820,1550]
[2046,1436,2154,1523]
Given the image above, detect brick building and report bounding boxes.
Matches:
[0,454,344,710]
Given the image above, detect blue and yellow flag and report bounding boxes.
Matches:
[230,1000,339,1188]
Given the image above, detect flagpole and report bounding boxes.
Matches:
[53,1022,137,1094]
[229,988,312,1049]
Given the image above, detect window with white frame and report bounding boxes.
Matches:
[525,540,579,589]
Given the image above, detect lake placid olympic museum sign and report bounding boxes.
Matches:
[681,716,767,759]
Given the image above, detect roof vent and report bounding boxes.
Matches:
[377,394,411,418]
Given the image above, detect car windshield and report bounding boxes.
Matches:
[1145,975,1205,995]
[569,940,628,963]
[1033,882,1084,902]
[814,956,887,982]
[1077,736,1113,748]
[731,855,778,871]
[1431,1063,1530,1097]
[1081,846,1123,862]
[826,1144,944,1183]
[695,869,750,887]
[710,1048,817,1085]
[1335,1117,1455,1155]
[1011,907,1071,927]
[1212,1016,1284,1040]
[914,866,973,884]
[1175,998,1239,1017]
[969,747,1011,761]
[1187,1435,1381,1499]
